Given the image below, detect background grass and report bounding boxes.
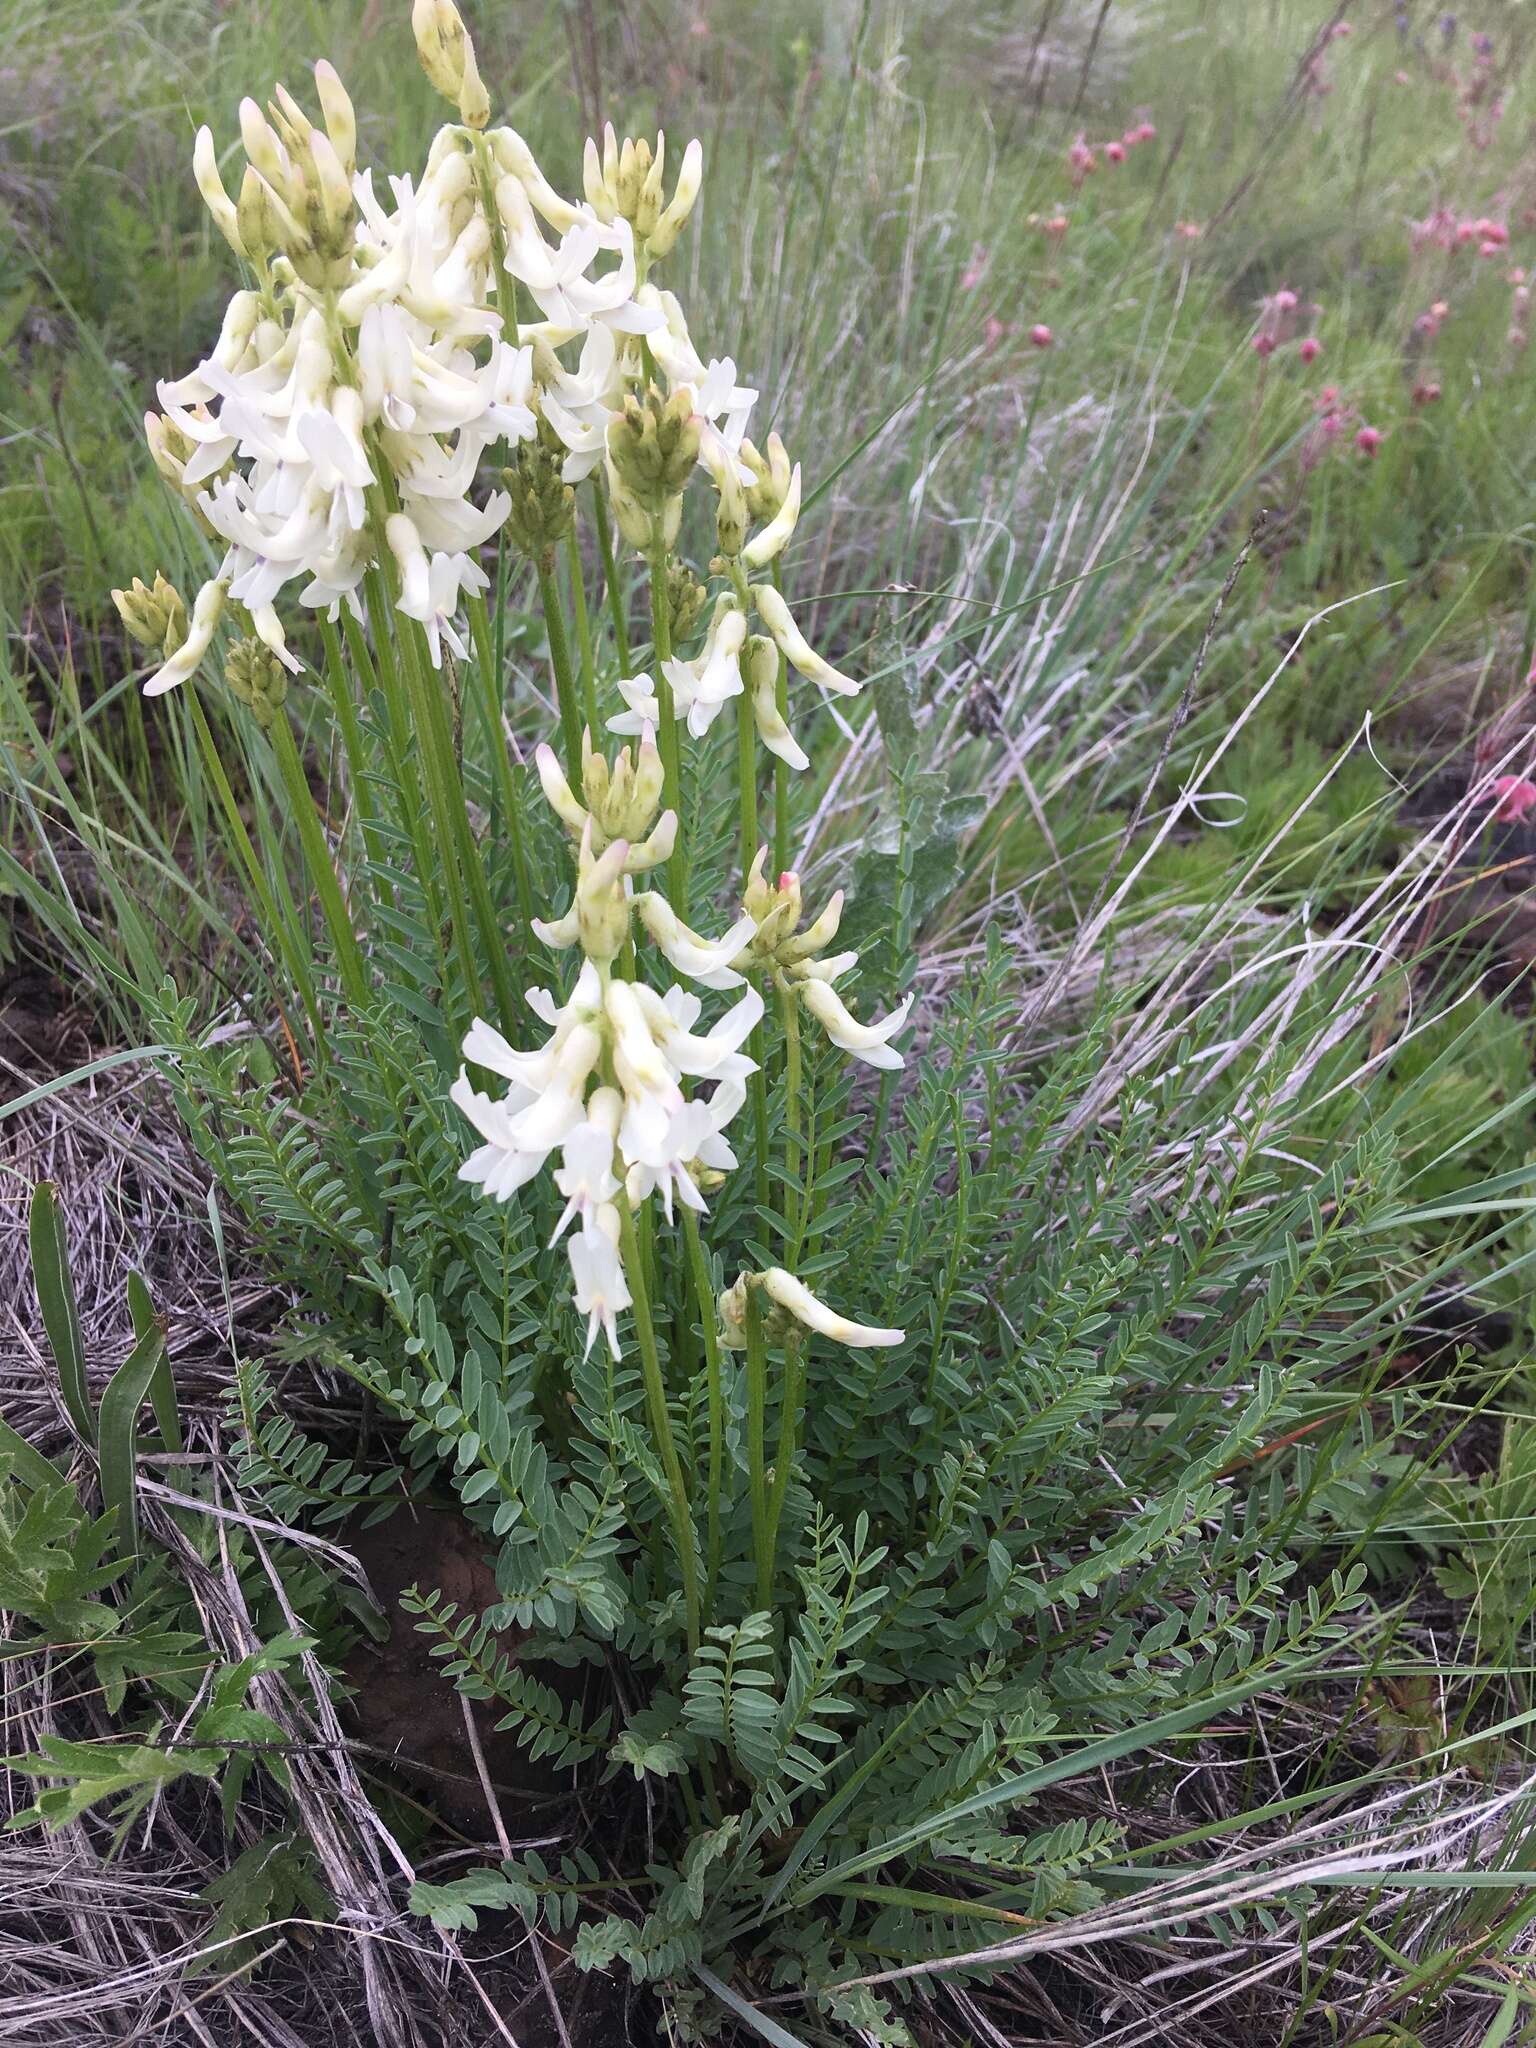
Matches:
[5,0,1536,2040]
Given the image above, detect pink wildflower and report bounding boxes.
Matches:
[1492,775,1536,823]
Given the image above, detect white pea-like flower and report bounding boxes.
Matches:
[633,893,757,986]
[752,583,860,697]
[719,849,914,1069]
[717,1267,905,1350]
[661,603,748,738]
[606,671,663,738]
[568,1204,630,1359]
[142,578,231,698]
[798,979,914,1071]
[454,965,762,1357]
[761,1267,905,1347]
[741,462,802,568]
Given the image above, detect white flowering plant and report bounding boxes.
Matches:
[69,6,1413,2033]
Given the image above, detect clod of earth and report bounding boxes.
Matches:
[344,1504,572,1831]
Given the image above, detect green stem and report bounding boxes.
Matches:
[375,557,517,1034]
[418,637,522,1036]
[536,550,585,778]
[268,711,372,1013]
[746,1284,774,1613]
[648,529,688,914]
[763,1331,803,1596]
[185,688,326,1059]
[592,482,632,674]
[682,1208,725,1617]
[318,614,385,875]
[566,521,599,735]
[618,1197,700,1651]
[749,1016,771,1221]
[780,983,803,1252]
[361,559,466,979]
[770,559,791,876]
[467,593,535,933]
[736,683,759,884]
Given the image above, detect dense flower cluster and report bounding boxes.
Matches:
[128,0,910,1364]
[455,726,906,1357]
[123,19,852,706]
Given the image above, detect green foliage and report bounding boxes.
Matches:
[28,1181,95,1444]
[8,1637,312,1838]
[401,1587,611,1769]
[411,1845,602,1934]
[197,1834,333,1971]
[231,1360,403,1531]
[0,1458,126,1643]
[141,855,1422,2008]
[1435,1415,1536,1664]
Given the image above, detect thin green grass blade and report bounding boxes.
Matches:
[97,1324,170,1559]
[27,1182,95,1445]
[691,1965,813,2048]
[126,1270,181,1455]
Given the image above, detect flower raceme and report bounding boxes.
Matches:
[608,577,853,770]
[453,966,758,1356]
[456,718,911,1358]
[642,850,914,1072]
[121,2,854,789]
[119,17,740,698]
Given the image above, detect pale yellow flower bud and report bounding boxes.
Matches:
[760,1267,904,1348]
[112,573,188,657]
[412,0,491,128]
[584,126,700,259]
[536,743,589,835]
[307,128,355,248]
[236,166,285,262]
[238,99,287,188]
[575,824,633,963]
[624,809,678,873]
[605,456,654,550]
[717,1268,904,1349]
[142,577,229,699]
[742,460,802,568]
[313,60,357,176]
[701,434,747,558]
[743,844,777,923]
[225,634,290,730]
[269,82,314,156]
[753,582,859,696]
[193,127,245,258]
[648,138,702,259]
[746,635,807,771]
[780,887,843,962]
